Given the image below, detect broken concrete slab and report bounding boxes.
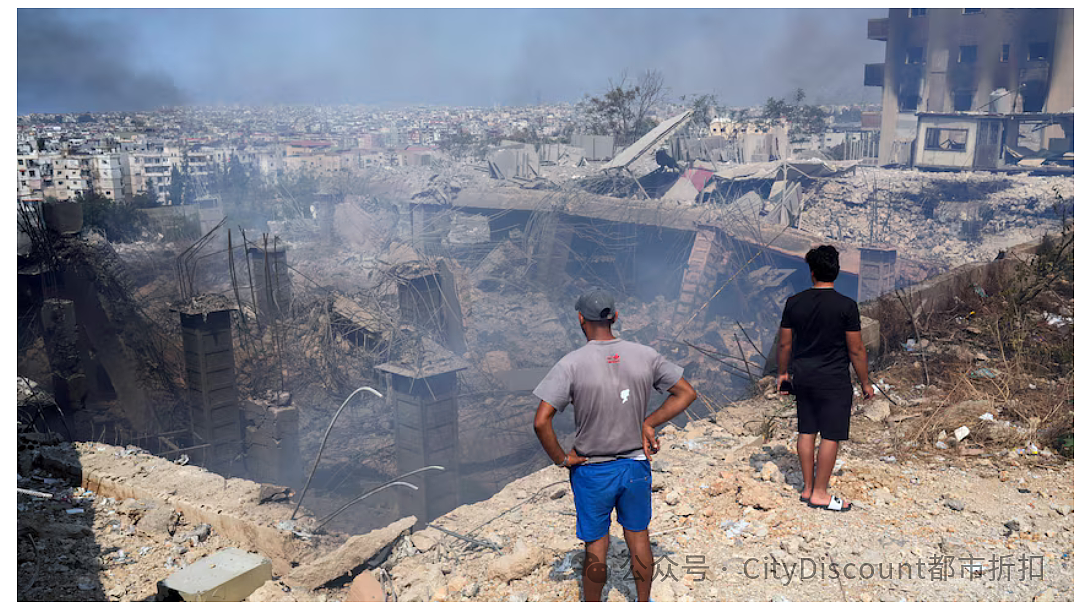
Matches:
[285,516,416,591]
[136,506,178,537]
[486,541,546,583]
[159,547,272,602]
[345,571,386,602]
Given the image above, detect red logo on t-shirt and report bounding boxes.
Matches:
[607,354,620,364]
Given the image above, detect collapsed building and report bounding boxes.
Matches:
[16,101,1074,600]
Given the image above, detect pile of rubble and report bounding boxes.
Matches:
[380,400,1073,602]
[801,168,1073,267]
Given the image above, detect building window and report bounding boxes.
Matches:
[1028,42,1049,61]
[963,8,982,14]
[959,45,978,63]
[900,92,920,112]
[1001,44,1010,62]
[906,47,924,64]
[909,8,927,17]
[925,127,969,152]
[953,90,975,111]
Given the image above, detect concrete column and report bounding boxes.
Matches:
[181,309,242,475]
[248,246,292,321]
[857,247,898,302]
[377,361,465,527]
[396,267,444,340]
[242,399,302,488]
[528,212,573,287]
[436,259,467,355]
[675,227,723,323]
[41,298,87,410]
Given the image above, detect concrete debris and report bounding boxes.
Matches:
[862,399,891,423]
[158,547,272,602]
[345,571,385,602]
[284,516,416,591]
[136,507,179,537]
[485,541,545,584]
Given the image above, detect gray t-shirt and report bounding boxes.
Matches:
[533,339,684,458]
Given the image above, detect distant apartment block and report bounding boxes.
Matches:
[866,8,1074,165]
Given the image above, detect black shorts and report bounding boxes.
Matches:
[795,385,854,441]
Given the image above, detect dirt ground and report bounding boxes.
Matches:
[382,399,1074,602]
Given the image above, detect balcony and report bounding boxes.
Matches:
[864,63,885,87]
[868,18,888,41]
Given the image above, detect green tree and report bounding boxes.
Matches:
[168,165,186,207]
[682,93,721,137]
[145,180,159,206]
[75,193,150,242]
[757,88,827,142]
[581,69,668,147]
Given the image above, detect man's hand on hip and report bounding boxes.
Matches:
[642,424,659,460]
[562,449,589,468]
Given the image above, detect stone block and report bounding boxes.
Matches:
[159,548,272,602]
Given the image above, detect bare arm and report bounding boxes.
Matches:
[845,330,874,399]
[776,327,793,392]
[533,401,587,467]
[641,378,697,459]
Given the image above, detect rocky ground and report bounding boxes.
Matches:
[17,439,256,602]
[383,396,1073,602]
[801,168,1073,269]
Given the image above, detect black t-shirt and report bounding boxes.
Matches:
[780,287,861,388]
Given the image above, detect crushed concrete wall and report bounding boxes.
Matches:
[38,441,338,576]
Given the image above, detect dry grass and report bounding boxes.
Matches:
[870,228,1073,457]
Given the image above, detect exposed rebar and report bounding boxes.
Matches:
[315,465,446,531]
[290,386,384,520]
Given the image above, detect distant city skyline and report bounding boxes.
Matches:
[18,8,886,115]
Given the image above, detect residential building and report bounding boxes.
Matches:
[866,8,1074,164]
[91,153,126,200]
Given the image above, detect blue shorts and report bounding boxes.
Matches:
[568,458,652,542]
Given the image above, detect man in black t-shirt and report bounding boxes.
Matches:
[777,245,874,512]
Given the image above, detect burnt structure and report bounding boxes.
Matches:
[867,8,1074,165]
[248,245,292,321]
[180,308,243,474]
[377,341,466,527]
[857,246,899,302]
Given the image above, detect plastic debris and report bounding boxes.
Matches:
[720,519,750,538]
[979,413,995,422]
[1041,312,1071,328]
[66,508,85,514]
[954,426,971,442]
[935,441,949,450]
[969,367,998,379]
[174,454,190,466]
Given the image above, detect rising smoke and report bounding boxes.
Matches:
[17,8,884,112]
[17,8,187,114]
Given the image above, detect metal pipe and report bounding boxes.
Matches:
[290,386,384,520]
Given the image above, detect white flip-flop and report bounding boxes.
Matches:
[808,495,852,512]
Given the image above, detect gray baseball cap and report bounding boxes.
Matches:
[575,289,616,321]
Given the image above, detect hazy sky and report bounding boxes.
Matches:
[18,7,887,114]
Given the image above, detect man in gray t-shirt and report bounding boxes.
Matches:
[533,289,697,602]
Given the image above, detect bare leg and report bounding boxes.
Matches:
[797,433,817,501]
[582,535,610,602]
[622,528,654,602]
[808,439,850,508]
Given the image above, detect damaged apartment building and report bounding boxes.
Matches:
[865,7,1074,170]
